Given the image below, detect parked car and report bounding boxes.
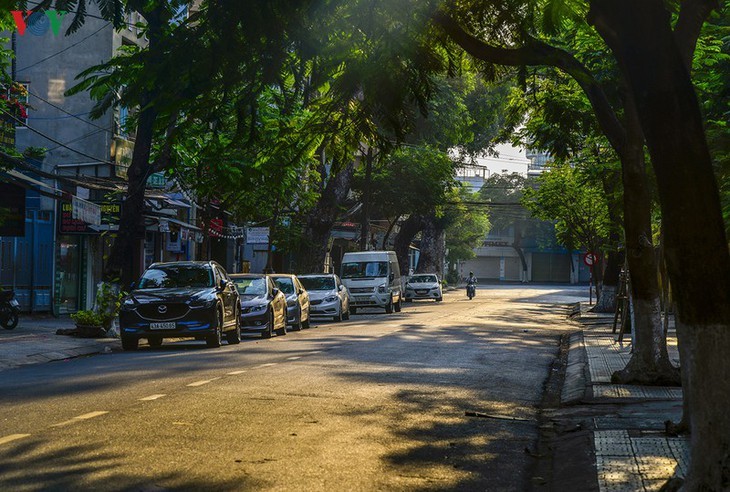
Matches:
[119,261,241,350]
[230,274,287,338]
[270,274,310,331]
[405,274,443,302]
[340,250,402,314]
[299,274,350,321]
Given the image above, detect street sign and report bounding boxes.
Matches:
[583,252,598,267]
[246,226,270,244]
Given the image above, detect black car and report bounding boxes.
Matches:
[119,261,241,350]
[230,274,287,338]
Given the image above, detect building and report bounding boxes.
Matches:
[0,7,203,313]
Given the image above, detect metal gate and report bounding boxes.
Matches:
[0,210,54,312]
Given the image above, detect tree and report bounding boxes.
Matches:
[433,1,729,487]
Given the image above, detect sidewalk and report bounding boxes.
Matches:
[0,315,120,372]
[552,303,688,492]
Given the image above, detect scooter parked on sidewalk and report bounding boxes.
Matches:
[0,290,20,329]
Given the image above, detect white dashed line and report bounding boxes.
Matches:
[307,351,322,355]
[139,394,166,401]
[0,434,31,445]
[286,356,301,361]
[226,370,247,375]
[187,378,220,387]
[253,363,278,369]
[51,411,109,427]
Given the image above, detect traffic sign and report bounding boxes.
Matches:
[583,252,598,267]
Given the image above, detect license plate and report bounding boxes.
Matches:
[416,290,427,294]
[9,299,19,307]
[150,322,175,330]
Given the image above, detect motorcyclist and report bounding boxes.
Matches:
[466,272,477,299]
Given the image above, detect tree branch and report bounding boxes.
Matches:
[674,0,720,71]
[432,11,627,155]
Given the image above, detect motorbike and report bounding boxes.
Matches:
[466,283,476,300]
[0,290,20,330]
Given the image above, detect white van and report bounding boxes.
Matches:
[340,251,402,314]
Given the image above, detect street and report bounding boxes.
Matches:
[0,285,587,491]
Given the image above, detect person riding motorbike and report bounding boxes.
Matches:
[466,272,477,299]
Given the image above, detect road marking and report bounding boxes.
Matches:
[227,370,247,375]
[253,363,277,369]
[286,356,301,360]
[51,411,109,427]
[139,394,166,401]
[306,351,322,355]
[0,434,30,445]
[187,378,220,387]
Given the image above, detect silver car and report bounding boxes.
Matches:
[271,275,311,331]
[404,274,443,302]
[299,274,350,322]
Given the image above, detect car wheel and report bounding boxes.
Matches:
[436,296,443,302]
[333,303,343,322]
[262,311,274,339]
[226,309,241,345]
[206,309,223,348]
[394,299,402,312]
[121,336,138,351]
[148,336,162,348]
[350,306,357,315]
[385,298,393,314]
[291,308,303,331]
[277,321,287,336]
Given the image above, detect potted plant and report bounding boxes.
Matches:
[70,310,106,338]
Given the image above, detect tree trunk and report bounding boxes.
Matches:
[417,215,445,278]
[591,2,730,488]
[359,147,373,251]
[611,96,678,386]
[394,214,423,276]
[103,5,165,287]
[593,170,623,313]
[298,159,356,273]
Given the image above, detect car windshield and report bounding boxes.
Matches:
[299,276,336,291]
[233,277,267,296]
[138,266,214,289]
[273,277,295,295]
[341,261,388,279]
[410,275,438,283]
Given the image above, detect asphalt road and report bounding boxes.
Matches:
[0,285,587,491]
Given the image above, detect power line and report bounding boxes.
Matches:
[26,88,114,133]
[0,107,114,166]
[16,22,111,73]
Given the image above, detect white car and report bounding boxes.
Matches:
[405,274,443,302]
[299,274,351,321]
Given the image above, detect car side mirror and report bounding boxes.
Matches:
[298,288,304,295]
[272,288,280,297]
[219,279,227,289]
[338,285,345,291]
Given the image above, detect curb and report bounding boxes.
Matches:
[561,331,588,405]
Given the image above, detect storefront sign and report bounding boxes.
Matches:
[72,196,101,226]
[112,137,134,179]
[58,201,120,234]
[0,183,26,236]
[147,172,166,188]
[246,226,269,244]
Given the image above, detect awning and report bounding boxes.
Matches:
[3,169,66,198]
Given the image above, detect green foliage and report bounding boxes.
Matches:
[444,186,491,262]
[70,310,105,327]
[522,162,611,252]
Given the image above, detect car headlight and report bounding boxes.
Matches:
[324,295,338,303]
[377,284,387,293]
[121,298,136,310]
[251,304,268,312]
[190,298,216,309]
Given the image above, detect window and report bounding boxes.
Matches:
[341,261,388,279]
